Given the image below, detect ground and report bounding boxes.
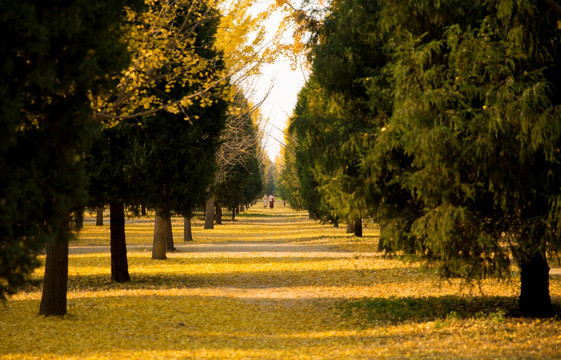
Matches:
[1,204,561,359]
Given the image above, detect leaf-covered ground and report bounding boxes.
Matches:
[2,205,561,359]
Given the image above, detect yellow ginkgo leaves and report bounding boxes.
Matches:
[1,204,560,359]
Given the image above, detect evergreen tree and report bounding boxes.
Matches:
[88,0,227,264]
[285,80,338,223]
[0,1,129,313]
[295,0,561,315]
[374,0,561,316]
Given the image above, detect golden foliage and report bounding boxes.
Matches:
[2,205,561,359]
[92,0,295,124]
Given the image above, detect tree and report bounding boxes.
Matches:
[294,0,561,315]
[213,94,264,220]
[142,84,227,259]
[89,0,228,266]
[373,0,561,316]
[205,92,264,228]
[283,80,339,223]
[0,1,129,314]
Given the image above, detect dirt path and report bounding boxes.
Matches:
[69,241,360,257]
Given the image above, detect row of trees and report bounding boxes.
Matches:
[1,0,284,316]
[280,0,561,316]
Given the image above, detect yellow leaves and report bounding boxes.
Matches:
[94,0,228,121]
[2,205,561,359]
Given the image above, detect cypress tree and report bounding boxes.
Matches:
[374,0,561,316]
[0,1,129,314]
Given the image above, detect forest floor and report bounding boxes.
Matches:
[2,204,561,359]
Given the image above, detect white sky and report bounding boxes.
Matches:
[246,1,309,163]
[255,60,308,162]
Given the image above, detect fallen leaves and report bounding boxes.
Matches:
[1,205,561,359]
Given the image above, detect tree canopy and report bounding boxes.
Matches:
[0,0,130,303]
[283,0,561,316]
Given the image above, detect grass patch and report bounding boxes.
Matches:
[335,296,519,323]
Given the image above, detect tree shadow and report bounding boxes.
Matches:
[334,295,559,322]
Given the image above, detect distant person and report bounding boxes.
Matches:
[263,194,268,208]
[283,199,286,207]
[269,194,275,208]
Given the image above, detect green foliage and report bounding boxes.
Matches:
[291,0,561,314]
[336,296,517,323]
[215,153,263,212]
[0,0,129,300]
[88,0,227,218]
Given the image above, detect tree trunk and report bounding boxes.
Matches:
[166,214,175,252]
[184,216,193,242]
[141,204,147,216]
[96,206,104,226]
[74,206,84,230]
[519,251,552,316]
[346,221,355,234]
[152,208,167,260]
[110,200,130,282]
[232,207,236,221]
[215,202,222,225]
[39,217,69,316]
[378,223,385,252]
[354,219,363,237]
[204,197,214,229]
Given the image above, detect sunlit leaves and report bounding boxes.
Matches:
[2,206,561,358]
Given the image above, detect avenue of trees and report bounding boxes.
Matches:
[280,0,561,316]
[0,0,282,316]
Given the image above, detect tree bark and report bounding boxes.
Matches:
[354,219,363,237]
[96,206,104,226]
[215,202,222,225]
[377,223,385,252]
[184,216,193,242]
[519,250,552,316]
[152,208,167,260]
[204,197,214,229]
[166,214,175,252]
[346,221,355,234]
[74,206,84,231]
[39,217,69,316]
[110,200,130,282]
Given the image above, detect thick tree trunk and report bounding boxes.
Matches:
[110,201,130,283]
[204,197,214,229]
[215,202,222,225]
[346,221,355,234]
[519,251,552,316]
[152,208,167,260]
[96,206,104,226]
[166,214,175,252]
[354,219,363,237]
[39,217,69,316]
[184,216,193,242]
